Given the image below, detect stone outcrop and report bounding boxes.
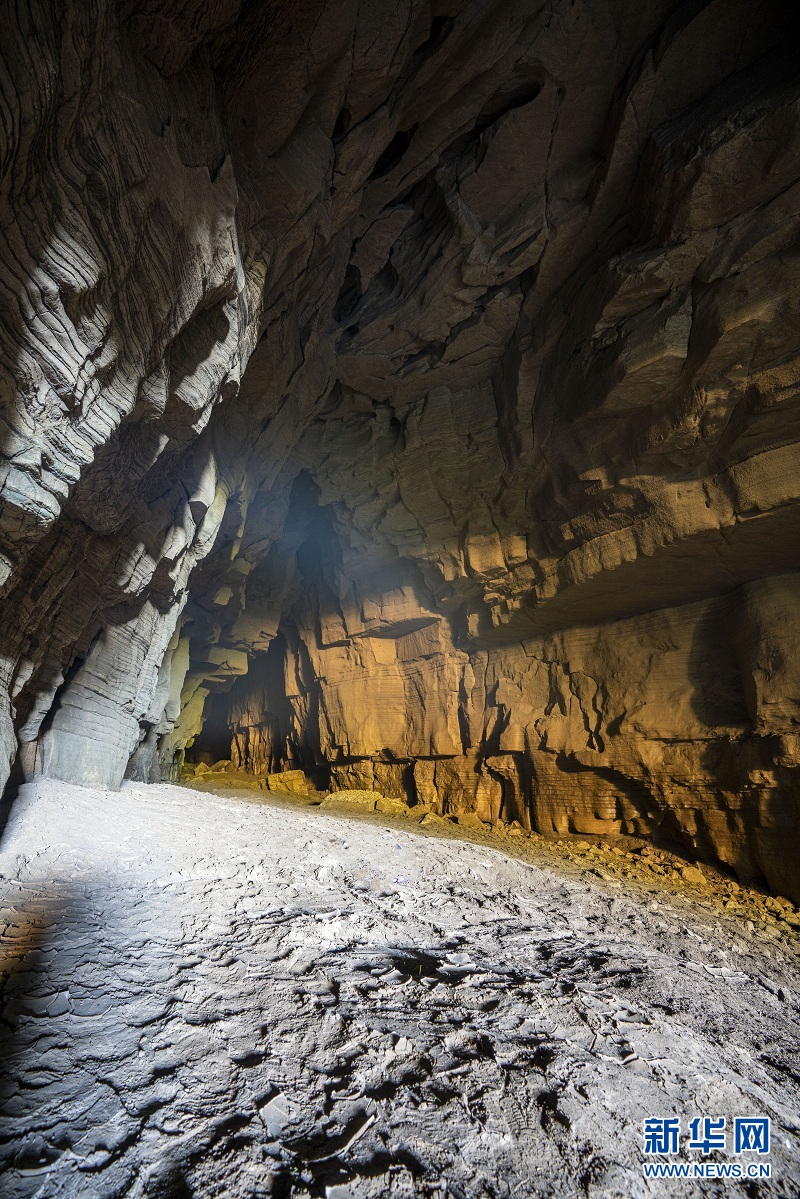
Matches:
[1,2,799,895]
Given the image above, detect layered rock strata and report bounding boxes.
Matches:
[1,1,799,895]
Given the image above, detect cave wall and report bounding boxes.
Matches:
[0,0,263,788]
[1,1,799,894]
[232,562,800,897]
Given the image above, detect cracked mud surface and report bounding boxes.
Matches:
[1,781,799,1198]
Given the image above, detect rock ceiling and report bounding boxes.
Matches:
[1,0,799,895]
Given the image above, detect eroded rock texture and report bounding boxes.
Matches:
[1,2,800,893]
[3,780,800,1197]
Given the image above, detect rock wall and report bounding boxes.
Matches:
[0,0,262,787]
[1,2,799,895]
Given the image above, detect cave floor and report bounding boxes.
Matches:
[1,782,799,1199]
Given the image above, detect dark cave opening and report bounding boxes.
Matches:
[186,474,347,777]
[187,688,235,765]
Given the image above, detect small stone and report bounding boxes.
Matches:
[319,790,381,811]
[456,812,486,830]
[264,770,315,795]
[376,796,410,816]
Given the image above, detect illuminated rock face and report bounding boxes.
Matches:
[1,2,799,893]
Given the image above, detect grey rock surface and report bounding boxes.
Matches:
[1,778,799,1197]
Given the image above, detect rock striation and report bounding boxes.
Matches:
[1,2,800,894]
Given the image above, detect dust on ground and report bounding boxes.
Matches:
[1,778,798,1198]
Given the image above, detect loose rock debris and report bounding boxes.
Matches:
[1,779,799,1197]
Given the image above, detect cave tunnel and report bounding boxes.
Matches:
[186,688,234,766]
[1,1,800,1195]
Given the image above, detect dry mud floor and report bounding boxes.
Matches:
[1,781,799,1199]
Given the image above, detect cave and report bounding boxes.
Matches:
[1,1,800,1195]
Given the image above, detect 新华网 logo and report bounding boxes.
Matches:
[642,1116,772,1181]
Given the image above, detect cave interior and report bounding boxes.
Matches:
[0,0,799,895]
[3,3,800,1197]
